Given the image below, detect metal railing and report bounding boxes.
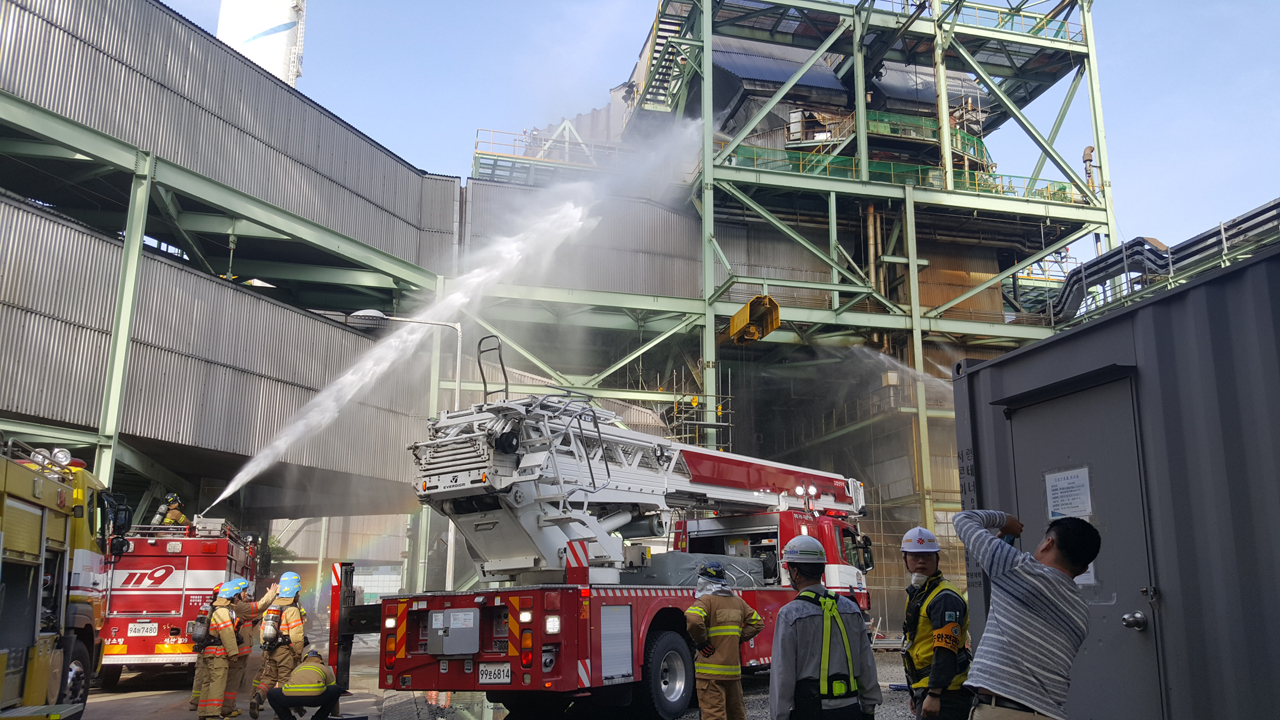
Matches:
[473,129,630,169]
[939,1,1085,42]
[787,110,993,166]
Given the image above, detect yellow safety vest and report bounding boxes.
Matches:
[796,589,857,699]
[903,577,969,691]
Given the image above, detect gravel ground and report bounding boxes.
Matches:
[383,650,914,720]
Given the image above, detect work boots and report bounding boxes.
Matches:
[248,695,260,720]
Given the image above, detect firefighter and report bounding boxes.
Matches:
[249,575,305,719]
[265,649,341,720]
[900,527,971,720]
[189,582,222,712]
[159,492,190,526]
[197,582,241,719]
[222,578,280,718]
[769,535,881,720]
[684,561,764,720]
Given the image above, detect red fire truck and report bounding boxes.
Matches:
[336,392,875,719]
[99,517,256,689]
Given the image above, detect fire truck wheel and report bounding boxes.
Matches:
[633,631,693,720]
[98,663,122,692]
[60,641,92,703]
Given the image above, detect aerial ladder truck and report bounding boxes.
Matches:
[333,348,875,719]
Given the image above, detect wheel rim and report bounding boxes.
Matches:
[657,649,687,703]
[66,661,87,701]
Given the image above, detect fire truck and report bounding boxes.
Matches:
[98,517,256,689]
[341,381,875,719]
[0,437,130,714]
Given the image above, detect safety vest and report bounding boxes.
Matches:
[795,589,857,699]
[902,576,970,690]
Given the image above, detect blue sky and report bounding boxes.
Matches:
[167,0,1278,248]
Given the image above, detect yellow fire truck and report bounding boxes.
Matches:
[1,437,132,715]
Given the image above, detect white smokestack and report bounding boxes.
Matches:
[216,0,307,87]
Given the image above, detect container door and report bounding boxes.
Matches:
[1007,379,1162,719]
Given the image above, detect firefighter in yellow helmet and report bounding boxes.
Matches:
[684,561,764,720]
[900,527,971,720]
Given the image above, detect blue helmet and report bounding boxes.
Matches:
[277,581,301,599]
[698,561,728,583]
[280,572,301,584]
[218,578,248,599]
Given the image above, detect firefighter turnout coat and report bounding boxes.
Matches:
[685,591,765,680]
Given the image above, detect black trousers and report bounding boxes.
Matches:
[265,686,341,720]
[910,687,975,720]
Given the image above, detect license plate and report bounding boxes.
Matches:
[477,662,511,685]
[128,623,158,637]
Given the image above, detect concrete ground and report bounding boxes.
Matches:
[89,649,912,720]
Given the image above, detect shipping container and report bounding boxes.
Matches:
[952,242,1280,720]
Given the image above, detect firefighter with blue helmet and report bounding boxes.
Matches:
[770,535,881,720]
[218,577,279,717]
[250,578,306,719]
[197,582,242,718]
[685,561,764,720]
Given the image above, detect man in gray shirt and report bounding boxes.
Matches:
[769,535,881,719]
[954,510,1101,719]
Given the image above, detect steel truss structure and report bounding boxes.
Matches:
[0,0,1114,539]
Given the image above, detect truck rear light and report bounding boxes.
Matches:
[201,542,217,553]
[384,635,396,670]
[544,615,560,635]
[384,617,396,629]
[520,629,533,668]
[518,611,532,624]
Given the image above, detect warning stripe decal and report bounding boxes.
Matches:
[566,540,590,568]
[395,602,407,659]
[578,659,591,687]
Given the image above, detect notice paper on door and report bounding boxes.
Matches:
[1046,467,1092,519]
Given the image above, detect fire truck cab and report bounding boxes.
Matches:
[99,517,256,689]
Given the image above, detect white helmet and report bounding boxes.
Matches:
[781,535,827,564]
[901,526,940,553]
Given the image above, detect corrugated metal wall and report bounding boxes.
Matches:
[0,195,426,483]
[464,181,702,297]
[954,244,1280,720]
[0,0,459,273]
[0,198,118,427]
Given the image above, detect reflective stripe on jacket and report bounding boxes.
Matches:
[203,602,239,657]
[685,591,765,680]
[282,660,336,697]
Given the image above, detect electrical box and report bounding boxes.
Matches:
[623,545,651,568]
[425,608,480,656]
[717,295,780,346]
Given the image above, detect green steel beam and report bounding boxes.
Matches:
[466,312,572,386]
[152,186,215,274]
[931,0,954,190]
[734,276,867,295]
[903,184,935,530]
[1028,66,1084,191]
[178,212,289,240]
[1081,4,1120,249]
[209,258,402,289]
[829,192,839,309]
[925,223,1097,317]
[485,283,705,315]
[93,151,153,489]
[701,5,718,447]
[444,380,679,404]
[0,138,94,161]
[713,164,1110,224]
[583,314,699,387]
[717,181,873,291]
[0,92,138,168]
[853,14,869,181]
[950,41,1099,205]
[714,17,852,164]
[153,159,437,291]
[0,419,99,447]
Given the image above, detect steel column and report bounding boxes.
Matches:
[829,192,839,309]
[931,0,954,190]
[313,516,330,615]
[904,186,934,531]
[93,152,153,488]
[853,15,869,182]
[1081,1,1120,249]
[700,3,718,448]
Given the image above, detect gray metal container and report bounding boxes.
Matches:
[952,242,1280,720]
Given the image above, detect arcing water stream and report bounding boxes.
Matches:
[203,198,596,513]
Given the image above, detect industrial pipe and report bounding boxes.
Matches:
[598,510,635,534]
[618,514,668,539]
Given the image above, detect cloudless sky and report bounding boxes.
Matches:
[166,0,1278,247]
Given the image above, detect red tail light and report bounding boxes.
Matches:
[520,629,533,668]
[384,634,396,670]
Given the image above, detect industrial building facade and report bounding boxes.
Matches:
[7,0,1271,625]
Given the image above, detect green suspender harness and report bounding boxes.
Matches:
[797,590,857,699]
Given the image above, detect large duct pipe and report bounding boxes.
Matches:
[618,514,668,539]
[598,510,635,534]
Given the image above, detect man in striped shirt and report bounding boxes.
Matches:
[954,510,1101,719]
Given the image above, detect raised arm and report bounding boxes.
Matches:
[953,510,1023,578]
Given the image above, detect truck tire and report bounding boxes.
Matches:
[98,664,122,692]
[632,630,694,720]
[59,640,92,703]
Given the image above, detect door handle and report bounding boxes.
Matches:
[1120,611,1147,631]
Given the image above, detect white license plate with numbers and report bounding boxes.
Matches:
[128,623,158,637]
[477,662,511,684]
